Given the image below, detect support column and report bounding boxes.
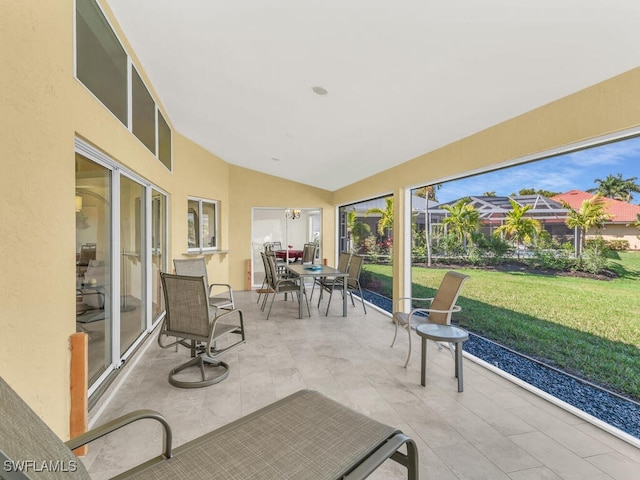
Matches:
[70,332,88,456]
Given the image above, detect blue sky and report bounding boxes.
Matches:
[434,136,640,205]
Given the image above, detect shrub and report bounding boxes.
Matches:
[604,239,629,251]
[359,269,382,293]
[582,237,609,274]
[475,234,512,262]
[530,248,574,271]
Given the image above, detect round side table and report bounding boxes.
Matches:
[415,324,469,392]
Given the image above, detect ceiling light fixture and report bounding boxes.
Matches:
[312,86,328,96]
[286,209,301,220]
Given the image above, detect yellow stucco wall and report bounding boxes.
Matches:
[0,0,75,439]
[3,0,640,442]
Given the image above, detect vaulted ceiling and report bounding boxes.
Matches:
[105,0,640,191]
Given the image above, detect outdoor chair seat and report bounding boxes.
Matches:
[0,377,419,480]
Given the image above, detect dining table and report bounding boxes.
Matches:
[286,263,348,319]
[275,249,304,262]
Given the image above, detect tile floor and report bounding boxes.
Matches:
[82,290,640,479]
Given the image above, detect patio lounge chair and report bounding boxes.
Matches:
[391,271,469,367]
[0,376,419,479]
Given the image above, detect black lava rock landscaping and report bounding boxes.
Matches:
[359,290,640,440]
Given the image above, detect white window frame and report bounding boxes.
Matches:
[187,197,220,252]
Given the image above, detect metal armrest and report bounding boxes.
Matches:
[407,304,461,321]
[344,433,418,480]
[65,410,173,459]
[208,282,233,292]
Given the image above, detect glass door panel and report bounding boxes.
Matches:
[151,189,167,320]
[75,154,112,386]
[120,176,146,355]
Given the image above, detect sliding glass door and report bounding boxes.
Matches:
[76,154,113,385]
[151,190,167,319]
[119,176,146,355]
[75,140,168,396]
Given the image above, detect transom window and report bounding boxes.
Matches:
[75,0,172,170]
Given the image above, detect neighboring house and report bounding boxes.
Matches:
[551,190,640,250]
[428,195,572,241]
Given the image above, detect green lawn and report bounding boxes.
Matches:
[363,251,640,401]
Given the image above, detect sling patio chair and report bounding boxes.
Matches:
[311,251,351,301]
[317,253,367,316]
[0,376,418,480]
[301,242,317,263]
[263,251,310,319]
[391,270,469,367]
[157,273,245,388]
[173,257,235,310]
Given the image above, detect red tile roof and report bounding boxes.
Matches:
[551,190,640,223]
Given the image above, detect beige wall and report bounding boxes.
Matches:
[590,226,640,250]
[3,0,640,442]
[0,0,75,438]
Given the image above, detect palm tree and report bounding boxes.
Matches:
[588,173,640,202]
[415,184,441,267]
[346,209,370,253]
[366,197,394,238]
[493,198,542,259]
[561,194,612,257]
[414,184,441,200]
[633,213,640,240]
[441,198,480,247]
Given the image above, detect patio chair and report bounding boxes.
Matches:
[311,251,350,301]
[257,251,275,309]
[391,270,469,367]
[256,250,295,312]
[317,254,367,316]
[0,376,418,480]
[264,252,310,319]
[302,242,317,263]
[76,242,96,276]
[173,257,235,310]
[158,273,245,388]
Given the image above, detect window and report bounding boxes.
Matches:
[157,111,172,170]
[132,67,156,153]
[188,198,219,251]
[75,0,172,170]
[76,0,127,125]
